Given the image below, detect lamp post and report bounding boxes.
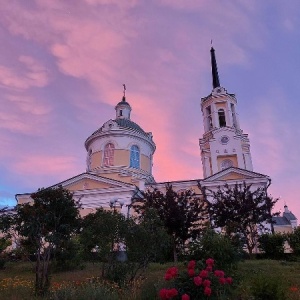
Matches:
[108,198,127,262]
[109,198,124,212]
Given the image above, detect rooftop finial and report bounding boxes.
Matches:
[210,46,220,89]
[122,84,126,101]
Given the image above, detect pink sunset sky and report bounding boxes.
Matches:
[1,1,300,219]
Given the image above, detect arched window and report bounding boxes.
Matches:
[230,103,237,128]
[206,106,213,130]
[218,109,226,127]
[103,143,115,166]
[130,145,140,169]
[87,149,92,170]
[221,159,233,170]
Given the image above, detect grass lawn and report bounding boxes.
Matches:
[0,259,299,299]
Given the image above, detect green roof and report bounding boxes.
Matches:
[90,118,148,138]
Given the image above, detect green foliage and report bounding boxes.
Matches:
[188,229,241,272]
[80,208,171,285]
[0,260,299,300]
[0,207,14,270]
[204,183,279,255]
[287,227,300,256]
[16,187,81,248]
[126,208,172,265]
[80,208,128,261]
[0,237,11,254]
[250,274,288,300]
[133,184,208,262]
[0,237,11,270]
[258,233,286,259]
[52,237,84,272]
[102,260,138,286]
[12,186,81,296]
[50,283,119,300]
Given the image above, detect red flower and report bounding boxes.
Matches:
[188,260,196,269]
[159,288,168,300]
[199,270,208,278]
[193,276,202,286]
[181,294,190,300]
[164,273,172,281]
[164,267,178,280]
[159,288,178,299]
[214,270,225,277]
[206,258,214,266]
[290,286,299,292]
[206,265,212,272]
[204,286,212,296]
[166,288,178,298]
[226,277,233,284]
[188,268,195,277]
[219,277,226,285]
[169,267,178,277]
[203,279,211,287]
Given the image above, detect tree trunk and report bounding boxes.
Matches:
[173,238,177,263]
[35,248,51,296]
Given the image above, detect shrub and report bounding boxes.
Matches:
[52,238,84,272]
[159,258,234,299]
[50,283,119,300]
[188,229,241,272]
[258,233,286,259]
[287,227,300,256]
[250,274,288,300]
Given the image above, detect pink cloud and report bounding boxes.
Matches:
[0,65,30,89]
[13,155,79,177]
[19,55,50,87]
[0,0,299,222]
[0,55,49,90]
[246,89,289,176]
[8,154,80,190]
[0,93,52,134]
[83,0,138,8]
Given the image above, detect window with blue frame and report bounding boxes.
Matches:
[130,145,140,168]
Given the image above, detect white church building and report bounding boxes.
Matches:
[16,48,297,230]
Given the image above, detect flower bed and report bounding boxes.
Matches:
[159,258,233,299]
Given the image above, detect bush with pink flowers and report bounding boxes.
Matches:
[158,258,233,300]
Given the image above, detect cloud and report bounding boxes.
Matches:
[0,55,49,90]
[12,155,79,187]
[83,0,138,8]
[0,0,299,219]
[0,93,52,134]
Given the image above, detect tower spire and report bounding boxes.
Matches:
[122,84,126,101]
[210,47,220,89]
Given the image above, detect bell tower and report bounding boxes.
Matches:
[199,47,253,178]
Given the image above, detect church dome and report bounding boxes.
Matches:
[116,98,131,107]
[85,93,156,184]
[88,118,149,140]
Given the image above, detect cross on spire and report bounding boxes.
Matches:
[123,84,126,99]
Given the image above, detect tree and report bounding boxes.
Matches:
[133,184,208,262]
[9,187,81,296]
[258,233,286,259]
[287,227,300,256]
[80,207,129,281]
[0,207,14,269]
[80,207,171,285]
[125,208,172,277]
[204,183,278,256]
[188,228,242,272]
[80,208,128,261]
